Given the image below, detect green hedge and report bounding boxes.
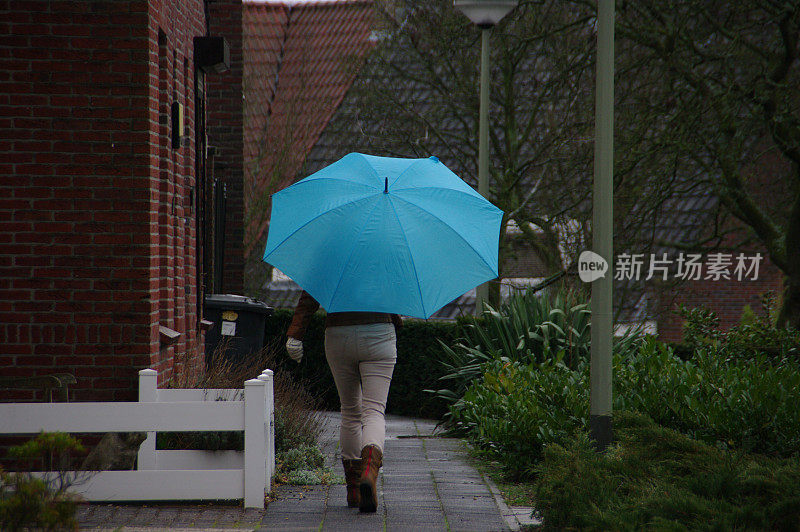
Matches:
[263,309,461,419]
[446,338,800,481]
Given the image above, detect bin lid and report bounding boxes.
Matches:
[204,294,274,314]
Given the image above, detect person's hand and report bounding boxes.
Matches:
[286,337,303,363]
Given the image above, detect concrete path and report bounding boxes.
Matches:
[77,413,530,531]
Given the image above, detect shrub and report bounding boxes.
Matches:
[1,432,87,531]
[273,445,341,486]
[680,295,799,361]
[446,355,590,479]
[277,444,324,471]
[616,338,800,456]
[533,411,800,531]
[433,288,643,416]
[448,337,800,479]
[159,339,323,454]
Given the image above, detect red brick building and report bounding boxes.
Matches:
[654,234,785,342]
[0,0,243,401]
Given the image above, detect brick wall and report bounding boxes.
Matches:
[657,253,784,343]
[0,0,208,402]
[207,0,245,294]
[148,0,208,385]
[656,142,789,343]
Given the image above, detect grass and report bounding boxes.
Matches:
[464,448,537,508]
[470,411,800,531]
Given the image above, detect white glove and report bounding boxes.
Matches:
[286,337,304,363]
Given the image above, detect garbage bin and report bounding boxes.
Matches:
[204,294,274,366]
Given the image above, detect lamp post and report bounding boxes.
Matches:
[454,0,517,314]
[590,0,615,451]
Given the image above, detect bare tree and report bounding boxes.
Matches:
[609,0,800,328]
[335,0,799,327]
[341,0,601,306]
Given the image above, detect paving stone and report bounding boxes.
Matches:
[447,510,509,531]
[323,512,384,531]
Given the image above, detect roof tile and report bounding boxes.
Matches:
[243,0,375,254]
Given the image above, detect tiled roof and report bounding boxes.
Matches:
[243,0,375,255]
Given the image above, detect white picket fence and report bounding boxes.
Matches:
[0,368,275,508]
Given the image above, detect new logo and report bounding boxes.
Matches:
[578,250,608,283]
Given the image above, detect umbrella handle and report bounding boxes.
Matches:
[384,177,388,194]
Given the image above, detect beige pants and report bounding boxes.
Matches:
[324,323,397,460]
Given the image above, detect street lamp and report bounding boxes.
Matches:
[454,0,517,314]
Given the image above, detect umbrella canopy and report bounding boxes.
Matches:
[263,152,503,319]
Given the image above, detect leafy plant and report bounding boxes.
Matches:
[616,338,800,456]
[433,289,589,402]
[447,335,800,479]
[276,444,324,471]
[680,304,722,347]
[445,355,590,479]
[273,445,341,486]
[1,432,87,531]
[433,288,644,411]
[680,296,799,360]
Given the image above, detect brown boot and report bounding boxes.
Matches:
[358,444,382,513]
[342,458,362,508]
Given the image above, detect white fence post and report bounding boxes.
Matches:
[259,370,275,481]
[137,369,158,470]
[243,378,267,509]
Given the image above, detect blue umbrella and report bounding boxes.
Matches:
[263,152,503,319]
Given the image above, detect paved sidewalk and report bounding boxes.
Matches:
[77,413,528,531]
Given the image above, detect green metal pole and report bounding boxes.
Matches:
[590,0,614,451]
[476,27,490,313]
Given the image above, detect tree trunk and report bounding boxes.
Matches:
[488,279,502,309]
[778,277,800,330]
[778,190,800,330]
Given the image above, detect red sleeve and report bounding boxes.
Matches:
[287,291,320,340]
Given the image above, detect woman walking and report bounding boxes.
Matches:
[285,290,402,513]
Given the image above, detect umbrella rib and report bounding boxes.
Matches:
[264,194,377,260]
[390,186,482,203]
[327,197,384,311]
[387,158,427,190]
[387,196,427,318]
[388,194,498,276]
[281,177,380,193]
